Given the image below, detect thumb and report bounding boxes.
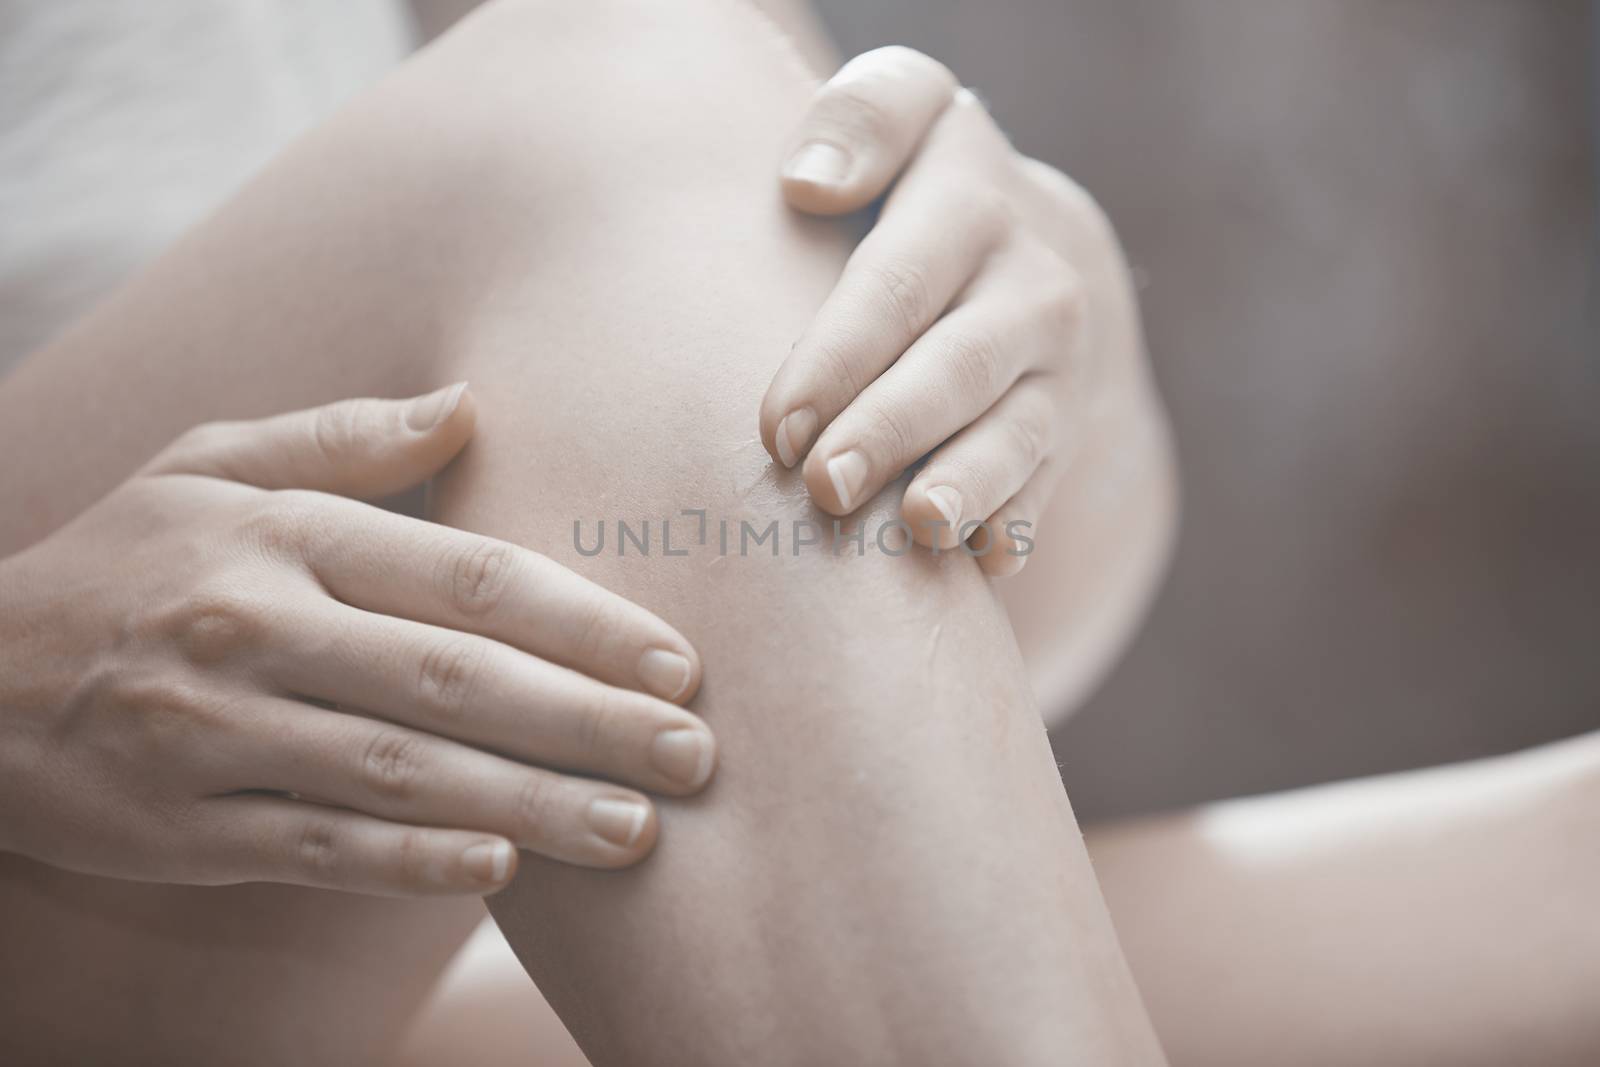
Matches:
[780,46,957,215]
[143,382,476,498]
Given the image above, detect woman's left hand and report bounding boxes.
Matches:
[760,46,1170,578]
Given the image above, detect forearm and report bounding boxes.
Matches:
[1089,733,1600,1066]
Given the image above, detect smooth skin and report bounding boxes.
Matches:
[0,385,716,893]
[1093,730,1600,1067]
[363,9,1592,1065]
[395,731,1600,1067]
[412,3,1164,1061]
[0,19,1172,898]
[0,1,1167,1063]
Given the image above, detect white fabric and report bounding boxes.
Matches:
[0,0,416,371]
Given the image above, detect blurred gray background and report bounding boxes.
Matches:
[811,0,1600,818]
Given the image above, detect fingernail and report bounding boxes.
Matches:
[926,485,962,529]
[784,141,851,186]
[826,449,869,512]
[774,407,818,468]
[406,381,468,431]
[638,648,692,701]
[650,727,714,789]
[462,840,514,885]
[587,797,649,848]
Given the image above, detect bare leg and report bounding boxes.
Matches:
[2,1,1159,1063]
[393,922,589,1067]
[399,729,1600,1067]
[413,2,1158,1062]
[1089,732,1600,1067]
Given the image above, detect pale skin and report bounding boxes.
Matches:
[397,731,1600,1066]
[766,49,1155,579]
[1092,730,1600,1067]
[0,2,1593,1067]
[0,15,1164,885]
[0,1,1170,1064]
[397,6,1596,1065]
[0,385,723,893]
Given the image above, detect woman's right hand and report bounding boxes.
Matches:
[0,385,715,896]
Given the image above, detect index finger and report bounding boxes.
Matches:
[761,94,1015,473]
[780,46,958,214]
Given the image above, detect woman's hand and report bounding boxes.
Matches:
[0,386,715,895]
[761,46,1171,578]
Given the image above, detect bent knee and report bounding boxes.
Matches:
[414,0,822,190]
[299,0,840,357]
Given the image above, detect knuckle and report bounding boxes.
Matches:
[295,816,342,879]
[575,686,626,759]
[311,400,375,461]
[861,399,919,465]
[810,335,865,397]
[1040,269,1087,336]
[236,490,323,557]
[117,672,218,749]
[359,728,427,801]
[943,328,1004,399]
[871,258,933,334]
[1003,391,1054,473]
[392,827,429,885]
[165,584,267,667]
[571,594,625,664]
[416,638,485,722]
[943,443,1003,510]
[440,538,518,618]
[513,775,556,839]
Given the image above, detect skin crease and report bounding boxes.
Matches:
[0,1,1169,1063]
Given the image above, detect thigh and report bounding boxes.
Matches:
[0,3,822,1064]
[0,2,840,1062]
[2,3,1153,1062]
[415,6,1154,1064]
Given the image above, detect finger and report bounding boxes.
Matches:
[293,499,701,703]
[801,249,1083,515]
[761,94,1015,472]
[217,700,661,869]
[272,600,715,796]
[901,373,1059,550]
[781,46,958,214]
[143,383,476,499]
[201,793,519,896]
[975,460,1057,579]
